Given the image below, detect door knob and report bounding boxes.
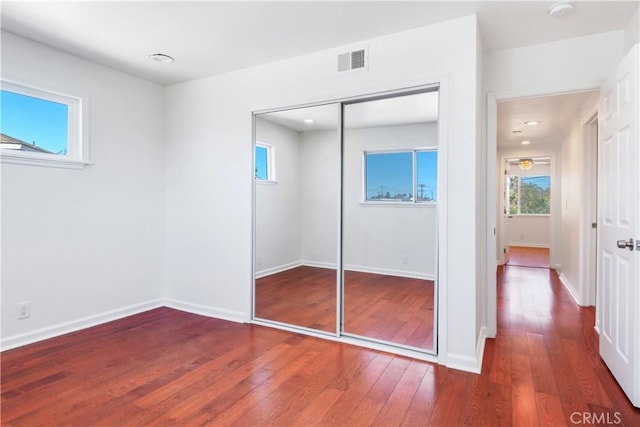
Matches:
[617,238,635,251]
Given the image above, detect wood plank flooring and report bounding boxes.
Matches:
[255,267,434,349]
[2,263,640,426]
[507,246,550,268]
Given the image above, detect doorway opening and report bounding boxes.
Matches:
[488,88,600,337]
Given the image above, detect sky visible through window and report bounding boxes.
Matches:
[366,150,437,201]
[521,175,550,189]
[1,90,68,154]
[255,145,268,180]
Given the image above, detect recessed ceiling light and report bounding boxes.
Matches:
[524,121,540,126]
[304,119,314,124]
[549,1,574,17]
[149,53,175,63]
[521,140,531,145]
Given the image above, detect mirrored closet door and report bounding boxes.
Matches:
[341,90,439,352]
[253,87,439,355]
[253,104,340,333]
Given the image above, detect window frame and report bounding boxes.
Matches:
[0,78,89,169]
[507,174,551,216]
[255,141,276,184]
[362,147,437,206]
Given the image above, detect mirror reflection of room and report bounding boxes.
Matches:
[254,104,340,333]
[342,90,438,351]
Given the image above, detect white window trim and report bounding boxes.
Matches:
[362,147,437,206]
[255,141,277,184]
[0,78,90,169]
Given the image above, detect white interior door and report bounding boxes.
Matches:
[597,44,639,408]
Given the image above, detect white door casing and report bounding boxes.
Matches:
[597,44,639,408]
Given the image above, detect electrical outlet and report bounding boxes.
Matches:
[17,301,31,319]
[401,255,408,265]
[257,255,263,265]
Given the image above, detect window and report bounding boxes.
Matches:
[255,142,275,182]
[364,149,437,203]
[508,175,551,215]
[0,79,87,169]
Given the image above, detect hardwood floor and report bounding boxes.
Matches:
[507,245,550,268]
[2,264,639,426]
[255,267,434,349]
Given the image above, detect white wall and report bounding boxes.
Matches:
[1,32,165,349]
[164,16,482,370]
[299,128,340,268]
[255,117,302,274]
[557,92,599,304]
[624,8,639,54]
[485,31,625,94]
[507,217,550,247]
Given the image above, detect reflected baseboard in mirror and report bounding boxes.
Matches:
[255,266,336,333]
[255,266,434,350]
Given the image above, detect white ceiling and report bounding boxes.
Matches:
[1,1,635,150]
[261,91,439,131]
[1,1,637,86]
[497,90,598,149]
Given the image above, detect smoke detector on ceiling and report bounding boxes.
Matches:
[548,1,574,17]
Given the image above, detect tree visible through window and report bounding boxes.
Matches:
[365,149,437,203]
[508,175,550,214]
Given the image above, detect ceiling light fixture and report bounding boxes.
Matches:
[521,140,531,145]
[512,130,523,134]
[303,119,314,124]
[518,158,534,171]
[149,53,175,63]
[524,121,539,126]
[549,1,574,17]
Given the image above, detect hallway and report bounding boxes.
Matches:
[490,264,640,425]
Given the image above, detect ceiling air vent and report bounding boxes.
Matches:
[337,48,367,72]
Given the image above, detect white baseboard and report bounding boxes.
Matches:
[256,260,434,281]
[0,298,164,351]
[300,260,337,270]
[443,326,486,374]
[558,273,580,305]
[508,243,550,248]
[344,264,435,281]
[164,298,246,323]
[255,261,302,279]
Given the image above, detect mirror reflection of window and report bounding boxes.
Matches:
[253,104,340,334]
[364,149,437,202]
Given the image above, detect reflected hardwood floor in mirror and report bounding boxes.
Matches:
[255,266,337,332]
[255,267,434,349]
[343,271,434,350]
